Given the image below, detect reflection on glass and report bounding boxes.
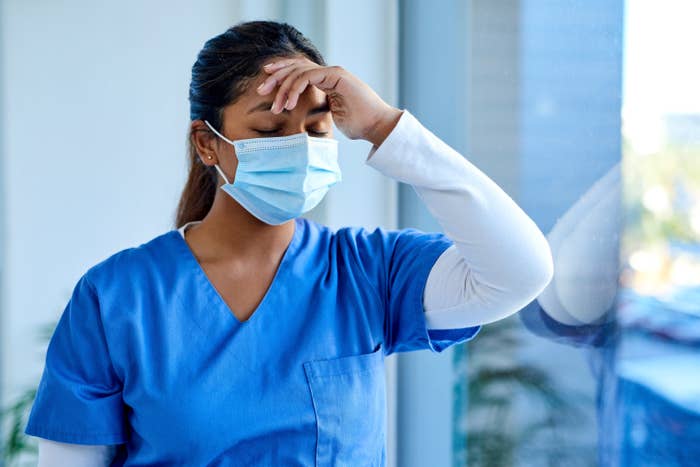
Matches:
[454,1,699,466]
[616,95,700,466]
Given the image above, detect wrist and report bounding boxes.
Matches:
[366,107,403,148]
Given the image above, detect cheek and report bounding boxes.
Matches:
[215,148,240,184]
[229,154,240,181]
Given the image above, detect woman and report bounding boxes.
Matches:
[24,20,553,466]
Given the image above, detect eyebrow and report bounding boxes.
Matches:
[246,100,331,116]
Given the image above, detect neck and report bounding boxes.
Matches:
[185,190,295,261]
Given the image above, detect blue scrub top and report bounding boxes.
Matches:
[25,217,480,466]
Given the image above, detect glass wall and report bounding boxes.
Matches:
[422,1,699,466]
[396,0,698,465]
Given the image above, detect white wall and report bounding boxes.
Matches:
[0,0,236,418]
[0,1,400,464]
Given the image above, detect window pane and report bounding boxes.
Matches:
[452,1,700,466]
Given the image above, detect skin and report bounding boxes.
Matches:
[187,54,403,322]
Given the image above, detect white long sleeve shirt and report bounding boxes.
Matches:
[35,108,553,466]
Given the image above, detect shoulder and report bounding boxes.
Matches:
[298,218,395,265]
[334,223,449,252]
[81,229,178,291]
[329,222,452,269]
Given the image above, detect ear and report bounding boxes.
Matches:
[190,120,220,167]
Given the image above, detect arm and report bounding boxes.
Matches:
[519,163,621,348]
[366,109,554,329]
[38,439,116,467]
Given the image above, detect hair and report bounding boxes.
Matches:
[175,20,327,227]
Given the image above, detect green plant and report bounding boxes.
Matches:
[1,320,57,467]
[453,315,594,467]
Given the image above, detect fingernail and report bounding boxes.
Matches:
[257,81,265,90]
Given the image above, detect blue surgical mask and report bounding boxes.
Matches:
[204,120,342,225]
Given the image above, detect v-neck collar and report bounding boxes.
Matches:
[169,217,305,328]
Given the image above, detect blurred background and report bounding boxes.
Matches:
[1,0,698,466]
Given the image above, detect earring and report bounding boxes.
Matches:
[207,155,213,160]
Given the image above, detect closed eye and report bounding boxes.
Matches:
[254,128,329,137]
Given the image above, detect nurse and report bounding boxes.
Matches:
[24,20,554,466]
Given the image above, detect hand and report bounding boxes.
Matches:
[256,56,403,146]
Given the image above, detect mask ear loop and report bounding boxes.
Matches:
[203,119,233,185]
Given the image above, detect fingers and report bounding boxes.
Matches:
[285,67,342,110]
[257,57,338,114]
[257,56,314,95]
[256,63,298,96]
[262,59,294,72]
[283,75,311,111]
[265,64,315,113]
[273,65,319,113]
[262,55,313,73]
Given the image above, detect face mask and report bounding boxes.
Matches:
[203,120,342,225]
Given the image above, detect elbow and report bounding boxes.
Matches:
[534,242,555,293]
[515,235,555,300]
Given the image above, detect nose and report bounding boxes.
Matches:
[278,118,312,137]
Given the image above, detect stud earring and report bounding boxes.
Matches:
[207,155,213,160]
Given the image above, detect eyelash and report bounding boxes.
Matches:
[254,128,328,136]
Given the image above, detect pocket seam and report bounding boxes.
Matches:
[304,364,382,379]
[302,346,384,379]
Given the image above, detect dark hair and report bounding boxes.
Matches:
[175,20,326,227]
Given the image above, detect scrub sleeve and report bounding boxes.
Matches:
[24,274,128,445]
[343,225,481,356]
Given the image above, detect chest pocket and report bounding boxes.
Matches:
[303,344,386,466]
